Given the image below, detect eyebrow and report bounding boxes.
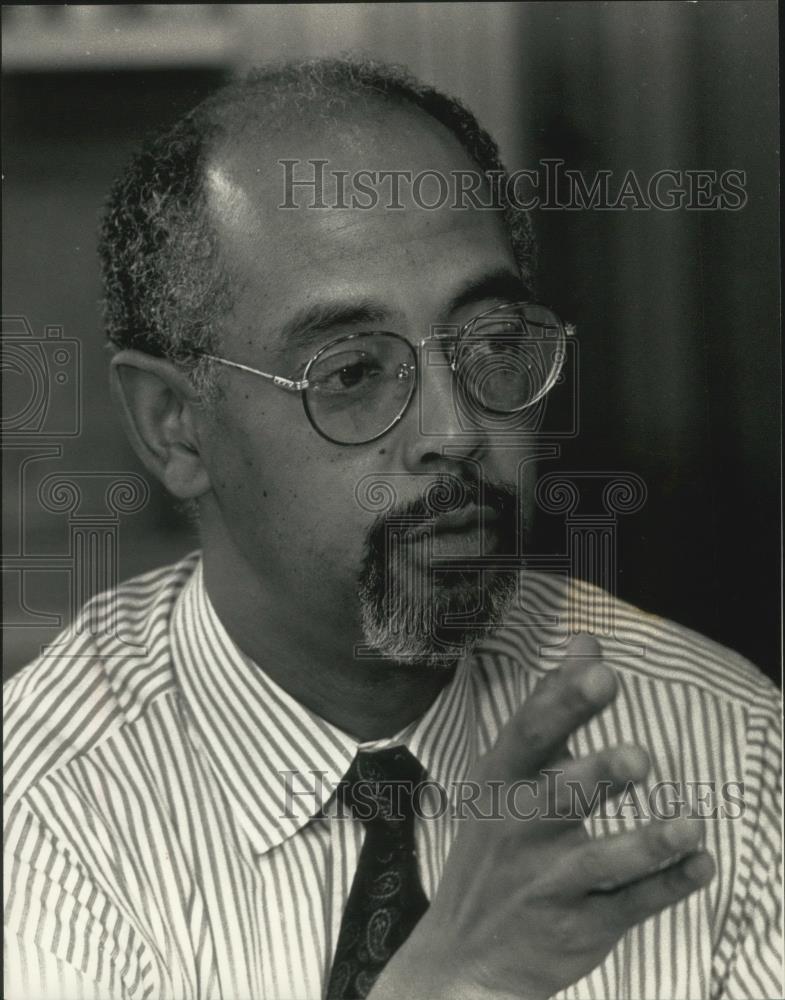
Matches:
[275,301,392,356]
[444,268,532,316]
[274,267,531,357]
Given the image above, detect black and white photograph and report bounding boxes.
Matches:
[2,4,782,999]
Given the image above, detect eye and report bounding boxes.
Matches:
[335,359,379,389]
[310,351,384,393]
[462,320,524,358]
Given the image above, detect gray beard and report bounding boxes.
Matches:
[357,531,517,670]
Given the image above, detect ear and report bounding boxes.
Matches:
[109,350,212,501]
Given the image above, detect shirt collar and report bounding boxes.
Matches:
[171,559,477,855]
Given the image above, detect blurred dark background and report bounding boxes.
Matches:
[2,3,780,682]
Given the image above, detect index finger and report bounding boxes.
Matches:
[483,634,618,779]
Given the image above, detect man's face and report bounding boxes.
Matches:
[196,106,537,665]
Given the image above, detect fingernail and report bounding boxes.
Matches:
[684,853,715,883]
[577,663,616,702]
[664,817,702,850]
[568,634,602,658]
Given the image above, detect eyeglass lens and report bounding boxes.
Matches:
[302,304,566,444]
[303,334,417,444]
[456,302,565,413]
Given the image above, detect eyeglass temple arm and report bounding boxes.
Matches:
[201,354,309,392]
[202,317,575,392]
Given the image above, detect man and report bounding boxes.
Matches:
[4,58,782,1000]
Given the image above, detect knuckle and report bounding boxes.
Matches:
[522,718,552,754]
[660,862,694,900]
[550,909,601,956]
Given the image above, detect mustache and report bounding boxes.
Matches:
[390,477,517,521]
[363,475,520,553]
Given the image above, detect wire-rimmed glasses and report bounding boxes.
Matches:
[201,301,573,445]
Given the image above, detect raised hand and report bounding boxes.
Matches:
[371,634,715,1000]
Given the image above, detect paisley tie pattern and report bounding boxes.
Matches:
[325,747,428,999]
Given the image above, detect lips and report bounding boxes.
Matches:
[418,503,499,535]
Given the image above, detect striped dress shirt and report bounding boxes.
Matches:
[4,551,783,999]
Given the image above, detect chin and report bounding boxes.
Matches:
[358,565,516,670]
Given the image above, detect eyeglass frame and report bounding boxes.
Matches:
[199,300,574,446]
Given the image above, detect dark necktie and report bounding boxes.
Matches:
[325,747,429,1000]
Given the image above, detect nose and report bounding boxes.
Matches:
[398,338,490,471]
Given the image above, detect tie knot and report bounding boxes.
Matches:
[338,747,425,826]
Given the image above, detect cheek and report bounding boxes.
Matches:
[207,416,374,566]
[283,450,377,563]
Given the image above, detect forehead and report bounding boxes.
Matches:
[204,106,517,355]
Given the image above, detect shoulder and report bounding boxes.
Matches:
[3,551,200,811]
[473,572,780,775]
[473,573,781,833]
[480,571,778,712]
[3,555,204,995]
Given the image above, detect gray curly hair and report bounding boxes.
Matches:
[99,56,536,401]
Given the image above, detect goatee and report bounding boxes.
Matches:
[357,478,521,669]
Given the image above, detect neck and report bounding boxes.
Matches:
[201,540,454,742]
